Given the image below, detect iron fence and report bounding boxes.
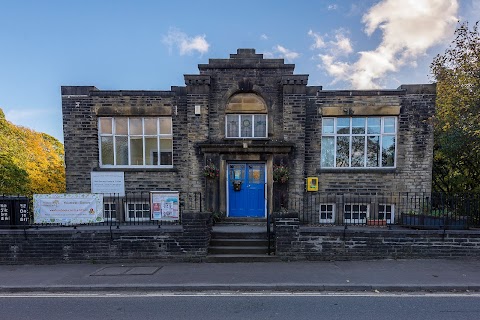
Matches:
[281,192,480,229]
[1,192,203,228]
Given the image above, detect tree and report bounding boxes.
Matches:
[0,107,65,195]
[0,153,29,195]
[430,21,480,193]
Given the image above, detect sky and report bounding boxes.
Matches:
[0,0,478,143]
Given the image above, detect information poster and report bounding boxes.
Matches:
[91,172,125,196]
[150,191,179,221]
[34,194,104,224]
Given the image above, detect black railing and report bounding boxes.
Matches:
[1,192,203,228]
[284,192,480,229]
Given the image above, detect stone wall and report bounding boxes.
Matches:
[61,50,436,216]
[304,85,435,194]
[0,212,210,264]
[61,86,191,194]
[275,218,480,261]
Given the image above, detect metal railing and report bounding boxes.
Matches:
[280,192,480,229]
[1,192,203,228]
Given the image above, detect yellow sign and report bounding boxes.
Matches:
[306,177,318,191]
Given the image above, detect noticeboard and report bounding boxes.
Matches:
[150,191,179,221]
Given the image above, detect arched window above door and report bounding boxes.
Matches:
[225,93,268,138]
[225,93,267,114]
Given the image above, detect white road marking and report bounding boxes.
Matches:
[1,292,480,298]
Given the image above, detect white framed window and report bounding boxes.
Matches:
[344,204,369,224]
[378,204,394,224]
[321,117,396,168]
[125,202,150,221]
[103,202,117,220]
[319,204,335,223]
[226,114,267,138]
[99,117,173,168]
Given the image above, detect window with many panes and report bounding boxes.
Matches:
[319,204,335,223]
[103,203,117,221]
[344,204,369,223]
[126,202,150,221]
[226,114,267,138]
[99,117,173,168]
[321,117,396,168]
[378,204,394,224]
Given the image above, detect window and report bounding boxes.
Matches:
[103,202,117,220]
[321,117,396,168]
[226,114,267,138]
[378,204,394,224]
[319,204,335,223]
[344,204,369,224]
[99,117,173,167]
[126,202,150,221]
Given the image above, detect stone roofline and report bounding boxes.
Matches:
[61,83,435,97]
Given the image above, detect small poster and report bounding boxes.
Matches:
[150,191,179,221]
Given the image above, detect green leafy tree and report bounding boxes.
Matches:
[0,108,65,195]
[0,153,29,195]
[430,21,480,193]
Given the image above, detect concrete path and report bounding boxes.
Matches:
[1,259,480,293]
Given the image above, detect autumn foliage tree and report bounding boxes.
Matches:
[0,108,65,195]
[430,21,480,193]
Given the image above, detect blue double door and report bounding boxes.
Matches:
[228,163,266,218]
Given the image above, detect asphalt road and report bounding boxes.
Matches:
[1,292,480,320]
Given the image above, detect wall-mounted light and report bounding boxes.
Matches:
[195,105,201,115]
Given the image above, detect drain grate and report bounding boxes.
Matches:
[90,266,162,276]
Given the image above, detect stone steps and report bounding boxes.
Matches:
[206,223,277,262]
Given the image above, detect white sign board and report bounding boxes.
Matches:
[34,194,104,224]
[91,172,125,196]
[150,191,179,221]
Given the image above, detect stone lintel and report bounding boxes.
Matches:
[91,91,175,97]
[197,142,294,154]
[320,105,401,116]
[95,105,172,116]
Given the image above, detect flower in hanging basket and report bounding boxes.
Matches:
[203,162,219,179]
[273,163,289,183]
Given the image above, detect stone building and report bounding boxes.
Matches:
[61,48,435,224]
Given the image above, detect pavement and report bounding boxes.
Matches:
[1,259,480,293]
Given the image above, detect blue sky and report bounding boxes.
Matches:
[0,0,478,142]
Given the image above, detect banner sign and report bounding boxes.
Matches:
[91,172,125,196]
[34,194,104,224]
[150,191,179,221]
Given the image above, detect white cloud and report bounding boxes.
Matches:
[260,34,268,40]
[268,45,300,62]
[308,30,325,49]
[331,32,353,55]
[162,27,210,56]
[316,0,459,89]
[309,29,352,56]
[328,4,338,10]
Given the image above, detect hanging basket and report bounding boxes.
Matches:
[273,164,289,184]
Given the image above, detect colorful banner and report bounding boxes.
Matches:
[34,194,104,224]
[150,191,179,221]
